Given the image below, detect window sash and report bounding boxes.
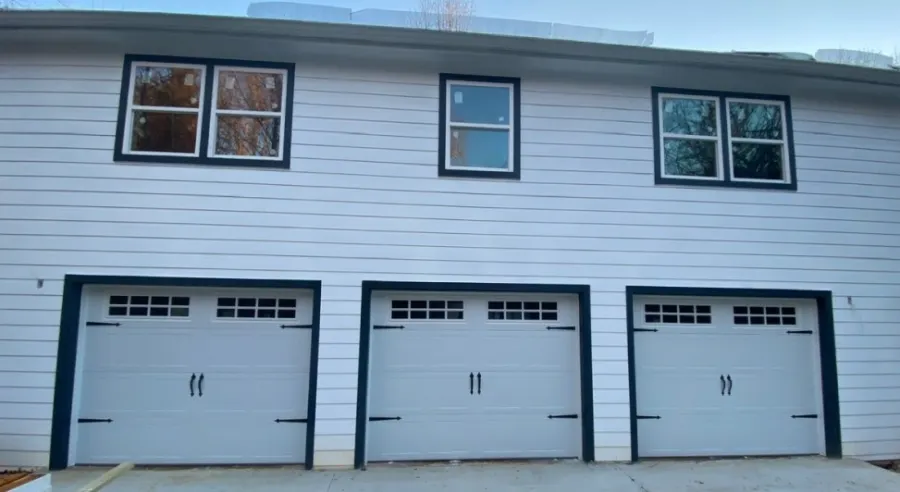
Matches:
[209,66,289,161]
[725,98,789,183]
[657,94,724,181]
[444,79,515,172]
[657,93,791,185]
[123,62,207,157]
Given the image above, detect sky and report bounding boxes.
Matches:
[31,0,900,55]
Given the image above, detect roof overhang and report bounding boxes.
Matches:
[3,10,900,91]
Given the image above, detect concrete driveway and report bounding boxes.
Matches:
[47,457,900,492]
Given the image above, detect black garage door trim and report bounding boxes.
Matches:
[50,274,323,470]
[625,286,842,462]
[354,281,595,469]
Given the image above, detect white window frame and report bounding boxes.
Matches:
[657,93,725,182]
[444,79,516,173]
[725,98,791,184]
[208,65,290,161]
[122,61,206,158]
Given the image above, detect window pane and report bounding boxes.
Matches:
[663,138,717,177]
[662,97,718,136]
[131,111,198,154]
[449,128,509,169]
[729,102,783,139]
[449,84,510,125]
[217,70,284,112]
[215,116,280,157]
[732,143,785,180]
[133,66,202,108]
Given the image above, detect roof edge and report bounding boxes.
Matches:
[3,10,900,88]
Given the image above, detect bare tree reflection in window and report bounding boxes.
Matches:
[214,70,284,157]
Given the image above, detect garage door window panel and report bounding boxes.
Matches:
[733,305,797,326]
[108,294,191,318]
[216,297,297,319]
[488,300,558,321]
[643,303,711,324]
[390,300,464,320]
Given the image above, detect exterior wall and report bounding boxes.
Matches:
[0,50,899,468]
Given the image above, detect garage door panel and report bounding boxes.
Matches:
[479,332,579,371]
[478,369,578,415]
[77,417,199,465]
[369,372,477,417]
[462,414,580,459]
[367,419,484,461]
[80,373,195,413]
[638,410,733,457]
[84,329,195,370]
[372,331,470,369]
[199,333,311,372]
[194,373,309,414]
[193,415,306,464]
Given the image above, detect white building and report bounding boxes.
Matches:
[0,10,899,471]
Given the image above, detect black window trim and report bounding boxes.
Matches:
[651,86,798,191]
[438,73,521,180]
[114,54,296,169]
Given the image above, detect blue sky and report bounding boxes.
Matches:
[37,0,900,55]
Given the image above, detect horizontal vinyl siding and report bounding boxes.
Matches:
[1,51,899,468]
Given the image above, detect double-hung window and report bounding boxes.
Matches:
[439,74,521,179]
[114,55,294,169]
[652,88,796,190]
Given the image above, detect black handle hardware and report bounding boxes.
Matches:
[548,414,578,419]
[546,326,576,331]
[198,373,204,397]
[477,372,482,394]
[792,414,819,419]
[281,324,313,329]
[369,416,402,422]
[720,375,725,395]
[726,375,732,395]
[373,325,405,330]
[190,373,196,397]
[636,415,661,420]
[469,372,474,395]
[275,418,308,423]
[86,321,121,327]
[78,418,113,423]
[633,328,659,333]
[786,330,813,335]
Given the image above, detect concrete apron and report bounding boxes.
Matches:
[46,457,900,492]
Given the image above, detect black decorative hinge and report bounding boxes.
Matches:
[546,326,576,331]
[633,328,658,333]
[78,418,113,423]
[547,414,578,419]
[274,418,308,423]
[86,321,120,327]
[281,324,313,329]
[786,330,813,335]
[791,414,819,419]
[369,416,402,422]
[373,325,404,330]
[636,415,661,420]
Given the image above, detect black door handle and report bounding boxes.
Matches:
[190,373,196,397]
[477,372,482,394]
[720,375,725,395]
[726,375,732,395]
[198,373,204,397]
[469,372,474,395]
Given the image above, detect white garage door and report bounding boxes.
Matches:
[74,286,313,465]
[634,296,823,458]
[366,292,582,462]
